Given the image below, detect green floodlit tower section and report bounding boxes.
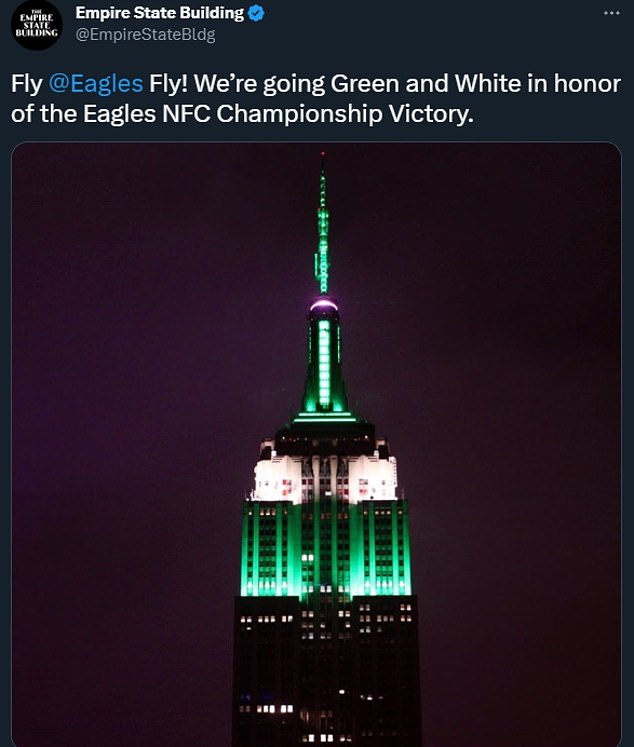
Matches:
[295,298,351,421]
[239,485,413,601]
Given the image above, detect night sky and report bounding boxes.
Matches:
[12,143,620,747]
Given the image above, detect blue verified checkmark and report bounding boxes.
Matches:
[247,4,265,21]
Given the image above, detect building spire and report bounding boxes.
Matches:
[314,152,330,295]
[294,153,355,421]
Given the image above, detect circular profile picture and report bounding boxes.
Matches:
[11,0,63,50]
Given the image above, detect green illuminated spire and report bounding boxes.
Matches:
[314,152,330,295]
[298,154,350,418]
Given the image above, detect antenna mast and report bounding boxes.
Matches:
[314,152,330,295]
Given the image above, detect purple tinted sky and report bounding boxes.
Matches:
[12,143,620,747]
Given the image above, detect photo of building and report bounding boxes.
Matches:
[233,159,421,745]
[11,144,620,747]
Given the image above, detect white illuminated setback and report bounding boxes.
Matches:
[252,446,398,504]
[253,454,303,502]
[347,452,398,502]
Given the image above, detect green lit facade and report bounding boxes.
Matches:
[232,158,421,747]
[240,494,413,601]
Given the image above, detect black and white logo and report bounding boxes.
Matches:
[11,0,63,50]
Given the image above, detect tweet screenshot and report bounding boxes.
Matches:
[5,2,627,746]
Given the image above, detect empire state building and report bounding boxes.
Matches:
[232,156,422,746]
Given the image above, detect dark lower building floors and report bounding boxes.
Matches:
[232,595,421,746]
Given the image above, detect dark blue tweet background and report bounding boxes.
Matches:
[4,2,629,140]
[3,2,629,747]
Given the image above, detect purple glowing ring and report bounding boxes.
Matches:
[310,299,338,312]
